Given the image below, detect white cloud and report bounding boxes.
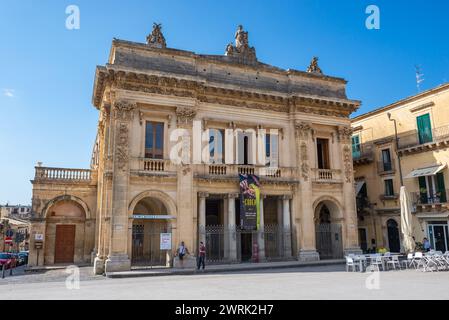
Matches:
[2,88,15,98]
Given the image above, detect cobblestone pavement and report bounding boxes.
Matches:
[1,264,449,299]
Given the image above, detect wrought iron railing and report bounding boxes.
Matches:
[377,161,395,174]
[411,189,448,205]
[352,143,374,161]
[398,125,449,149]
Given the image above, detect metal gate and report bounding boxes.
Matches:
[315,223,343,259]
[131,222,171,268]
[199,224,290,264]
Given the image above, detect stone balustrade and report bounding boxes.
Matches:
[312,168,342,182]
[34,167,92,182]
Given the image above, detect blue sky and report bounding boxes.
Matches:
[1,0,449,204]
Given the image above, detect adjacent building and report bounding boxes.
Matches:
[28,24,362,272]
[352,83,449,253]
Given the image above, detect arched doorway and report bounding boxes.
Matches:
[131,197,171,267]
[314,200,343,260]
[387,219,400,253]
[45,198,87,264]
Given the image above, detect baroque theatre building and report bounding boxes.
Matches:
[28,24,362,273]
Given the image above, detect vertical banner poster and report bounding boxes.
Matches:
[239,174,261,230]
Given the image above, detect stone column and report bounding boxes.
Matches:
[104,100,135,273]
[295,121,320,261]
[227,193,238,262]
[198,192,208,246]
[338,126,362,256]
[257,195,266,261]
[282,195,292,258]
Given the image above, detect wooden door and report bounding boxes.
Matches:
[54,225,75,263]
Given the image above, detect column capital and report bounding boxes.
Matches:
[198,192,209,198]
[282,194,292,201]
[226,193,239,199]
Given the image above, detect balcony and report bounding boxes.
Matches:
[195,164,297,183]
[352,143,374,165]
[377,161,395,175]
[398,125,449,155]
[34,167,92,183]
[412,190,448,205]
[311,168,342,183]
[137,158,176,175]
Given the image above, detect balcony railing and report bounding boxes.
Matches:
[398,125,449,149]
[199,164,295,179]
[377,161,395,174]
[352,143,374,162]
[34,167,92,182]
[379,193,399,201]
[312,168,342,182]
[140,158,174,172]
[411,189,448,205]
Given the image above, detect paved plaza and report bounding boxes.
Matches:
[1,265,449,300]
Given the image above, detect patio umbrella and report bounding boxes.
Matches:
[400,186,415,253]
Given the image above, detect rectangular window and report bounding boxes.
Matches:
[381,149,392,171]
[352,135,361,159]
[209,129,224,164]
[316,138,330,169]
[145,121,164,159]
[384,179,394,196]
[265,133,279,167]
[417,113,433,144]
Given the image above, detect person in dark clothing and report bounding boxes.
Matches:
[197,241,206,270]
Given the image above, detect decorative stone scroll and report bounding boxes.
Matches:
[337,126,353,143]
[115,123,130,172]
[300,142,310,181]
[176,107,196,126]
[343,145,352,183]
[113,101,136,121]
[294,121,312,140]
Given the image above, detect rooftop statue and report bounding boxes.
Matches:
[307,57,323,74]
[146,23,167,48]
[225,25,256,64]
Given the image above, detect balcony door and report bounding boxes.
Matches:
[418,172,447,204]
[145,121,164,159]
[381,149,392,171]
[316,138,330,169]
[237,132,255,165]
[417,113,433,144]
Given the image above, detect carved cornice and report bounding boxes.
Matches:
[94,70,359,118]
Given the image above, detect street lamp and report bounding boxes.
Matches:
[387,112,404,187]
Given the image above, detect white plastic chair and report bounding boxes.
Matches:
[345,256,359,272]
[370,255,384,271]
[401,253,413,269]
[387,255,401,270]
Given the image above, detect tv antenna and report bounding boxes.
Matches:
[415,65,424,92]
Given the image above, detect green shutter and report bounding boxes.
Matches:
[352,136,361,158]
[418,176,427,204]
[436,172,446,202]
[417,114,433,144]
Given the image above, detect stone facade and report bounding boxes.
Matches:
[352,83,449,253]
[28,25,362,272]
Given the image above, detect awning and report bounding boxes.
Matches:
[355,181,366,195]
[405,164,447,179]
